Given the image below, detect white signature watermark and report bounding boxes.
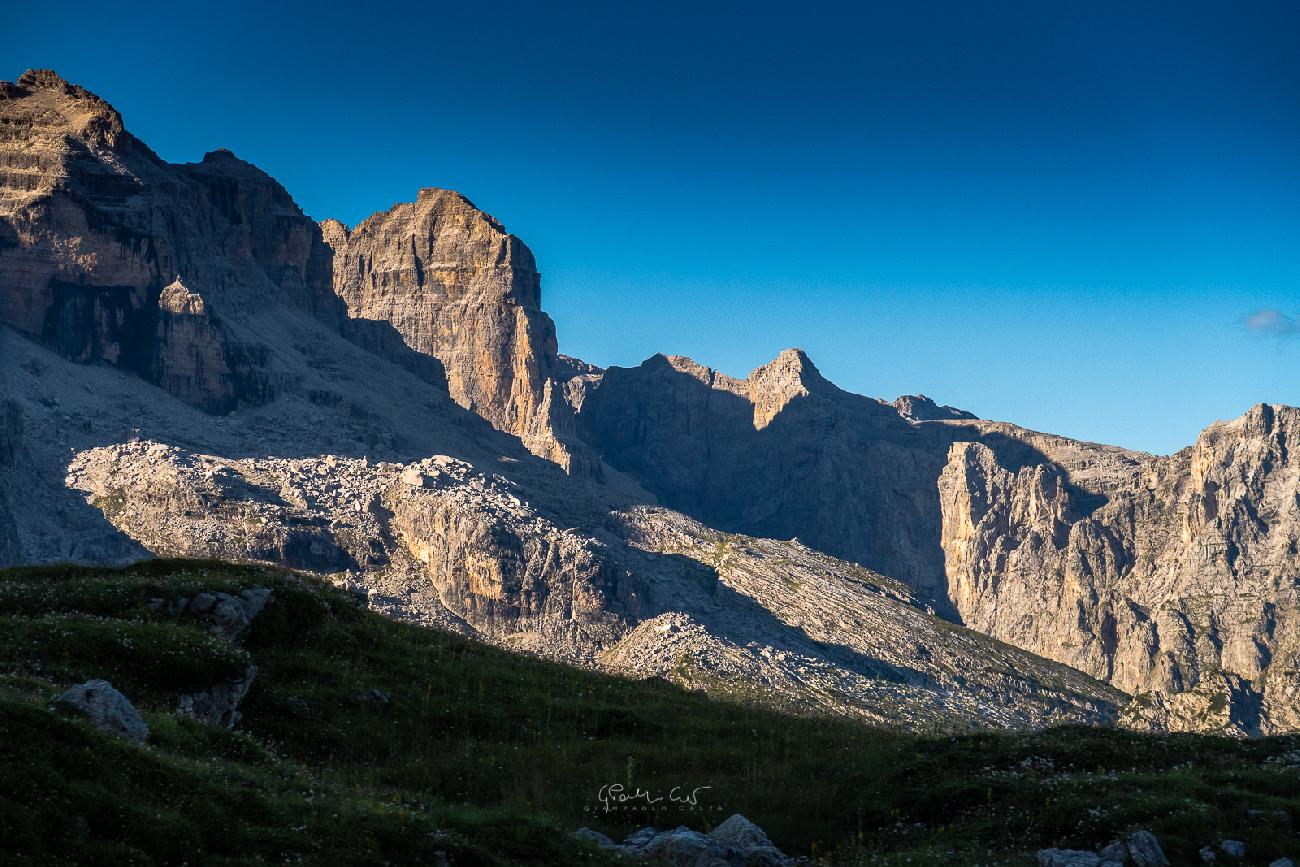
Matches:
[589,783,720,813]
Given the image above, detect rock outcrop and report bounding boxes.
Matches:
[153,585,270,727]
[894,393,978,421]
[321,192,594,473]
[50,679,149,743]
[158,586,274,644]
[577,814,791,866]
[1036,830,1169,867]
[939,404,1300,735]
[178,664,258,728]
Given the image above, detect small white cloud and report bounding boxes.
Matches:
[1244,308,1299,337]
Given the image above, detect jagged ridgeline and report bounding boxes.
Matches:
[2,68,1299,740]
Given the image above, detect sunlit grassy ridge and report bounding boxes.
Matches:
[1,560,1298,866]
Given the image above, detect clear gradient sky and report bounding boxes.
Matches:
[5,1,1299,454]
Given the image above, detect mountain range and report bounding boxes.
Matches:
[3,69,1297,736]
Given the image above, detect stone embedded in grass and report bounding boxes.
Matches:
[350,688,392,707]
[1039,829,1167,867]
[157,587,273,644]
[1221,840,1246,859]
[1122,830,1170,867]
[177,664,257,727]
[50,679,149,744]
[602,814,790,866]
[708,814,788,865]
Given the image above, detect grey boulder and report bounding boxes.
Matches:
[1039,830,1167,867]
[51,679,149,744]
[172,587,273,644]
[708,814,788,866]
[1221,840,1246,859]
[1122,830,1170,867]
[641,827,742,867]
[579,814,790,866]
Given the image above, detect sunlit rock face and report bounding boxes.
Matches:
[939,404,1300,735]
[321,192,596,475]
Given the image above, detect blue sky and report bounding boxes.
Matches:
[6,1,1299,453]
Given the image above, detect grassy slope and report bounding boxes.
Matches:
[1,561,1298,866]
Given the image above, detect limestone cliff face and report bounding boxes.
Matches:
[574,348,1121,607]
[321,192,592,473]
[580,345,1300,735]
[383,458,632,648]
[177,149,339,325]
[938,405,1300,735]
[577,350,921,579]
[0,70,339,412]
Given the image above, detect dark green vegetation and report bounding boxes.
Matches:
[1,561,1298,866]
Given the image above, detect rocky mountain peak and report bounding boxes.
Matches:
[1231,402,1288,437]
[191,148,275,177]
[318,217,349,242]
[321,183,597,473]
[413,186,496,222]
[748,348,836,429]
[16,68,79,91]
[893,393,978,422]
[754,347,818,380]
[0,68,352,411]
[5,69,126,148]
[656,353,721,385]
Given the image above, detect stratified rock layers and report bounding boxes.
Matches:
[0,71,341,412]
[321,193,591,473]
[938,404,1300,734]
